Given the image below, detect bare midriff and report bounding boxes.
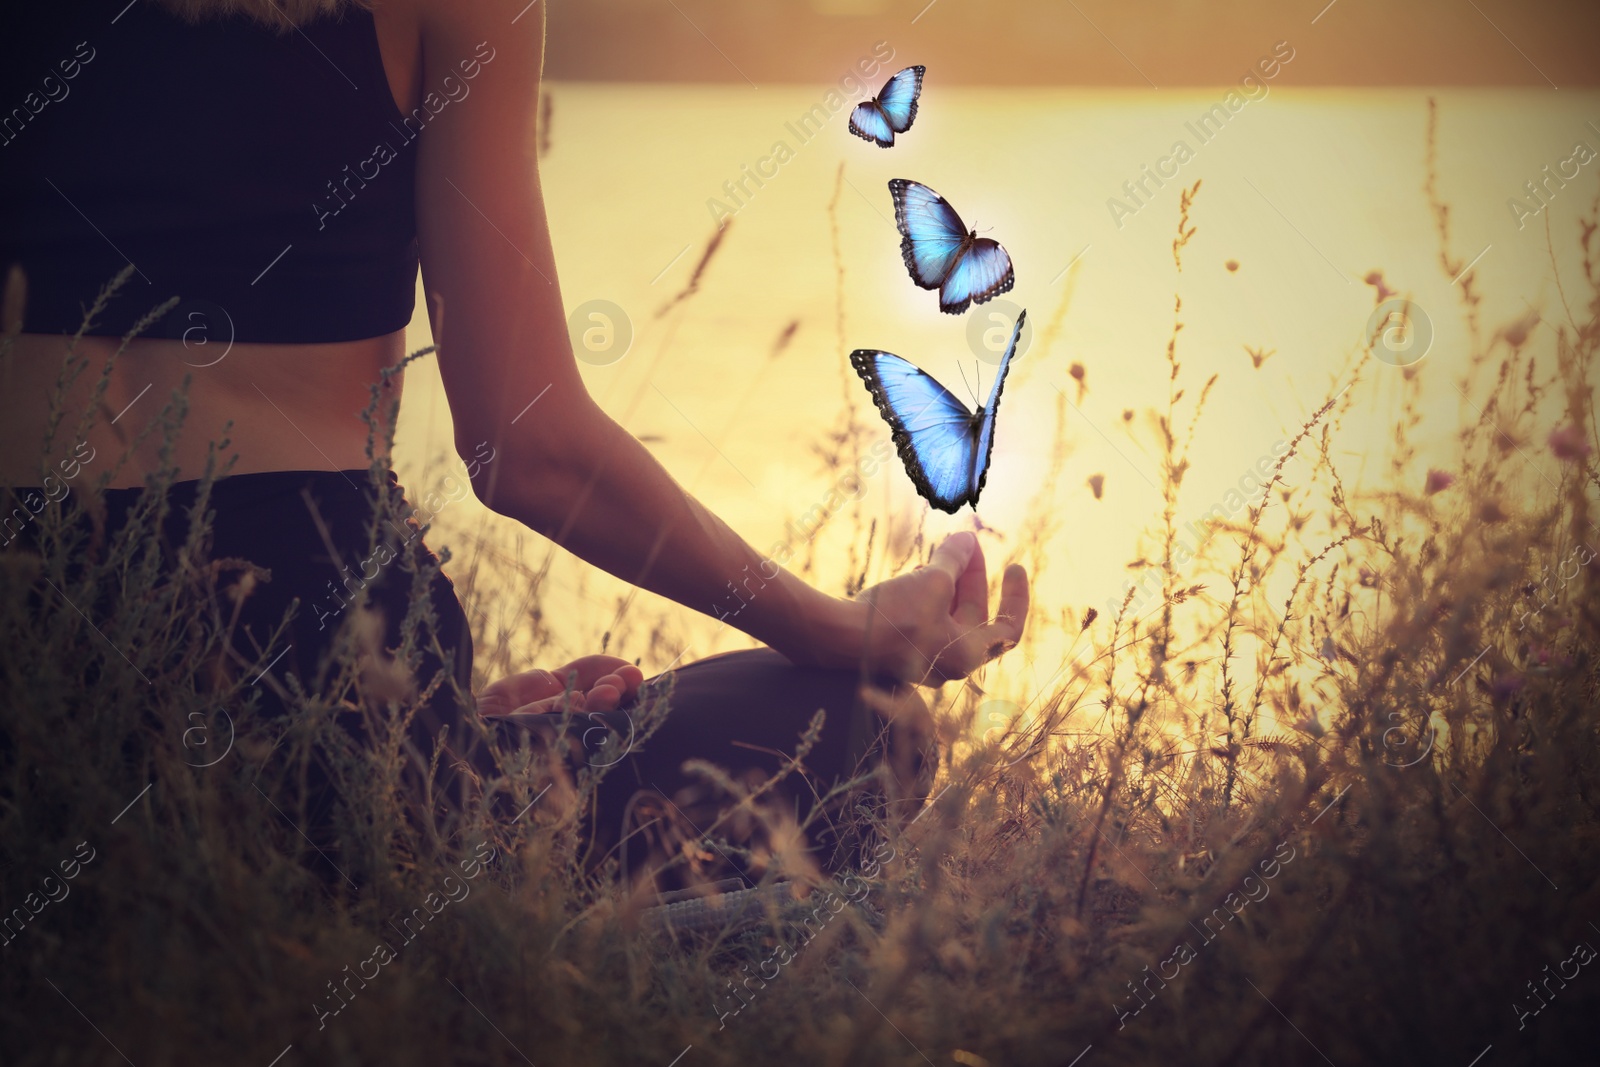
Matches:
[0,330,406,488]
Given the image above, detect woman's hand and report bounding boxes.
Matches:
[476,655,646,720]
[836,531,1030,685]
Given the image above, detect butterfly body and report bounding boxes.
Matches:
[851,309,1027,513]
[889,179,1015,315]
[849,66,925,148]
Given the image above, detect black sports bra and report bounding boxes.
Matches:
[0,0,418,344]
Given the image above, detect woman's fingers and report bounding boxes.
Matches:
[582,664,644,707]
[939,562,1030,679]
[553,655,637,692]
[515,668,637,716]
[855,535,1026,685]
[951,536,991,626]
[924,531,977,591]
[478,657,646,718]
[477,668,564,717]
[583,670,635,712]
[992,563,1030,646]
[615,663,645,693]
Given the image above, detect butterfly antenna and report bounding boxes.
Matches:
[956,361,980,408]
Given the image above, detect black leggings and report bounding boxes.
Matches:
[5,470,932,883]
[568,645,933,885]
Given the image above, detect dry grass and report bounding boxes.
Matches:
[3,162,1599,1067]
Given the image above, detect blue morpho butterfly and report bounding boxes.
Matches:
[889,179,1016,315]
[850,308,1027,514]
[848,65,925,148]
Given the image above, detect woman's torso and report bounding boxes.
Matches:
[0,0,425,488]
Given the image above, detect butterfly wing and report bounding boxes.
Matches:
[848,102,896,147]
[969,309,1027,507]
[876,65,925,133]
[850,349,978,514]
[889,179,970,291]
[939,236,1014,315]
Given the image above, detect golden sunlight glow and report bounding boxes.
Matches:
[396,85,1594,743]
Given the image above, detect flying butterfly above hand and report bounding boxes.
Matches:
[851,309,1027,514]
[849,65,925,148]
[889,179,1015,315]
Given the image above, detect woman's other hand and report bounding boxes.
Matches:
[477,655,645,719]
[849,531,1030,684]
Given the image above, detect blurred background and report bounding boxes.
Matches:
[394,0,1599,722]
[542,0,1599,88]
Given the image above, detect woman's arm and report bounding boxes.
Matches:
[410,0,1026,681]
